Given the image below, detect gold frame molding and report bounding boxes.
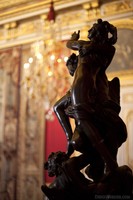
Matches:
[107,18,133,81]
[0,0,132,50]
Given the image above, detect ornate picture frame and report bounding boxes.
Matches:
[107,19,133,80]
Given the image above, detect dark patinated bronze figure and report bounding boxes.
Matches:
[42,19,133,200]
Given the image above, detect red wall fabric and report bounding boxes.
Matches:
[44,113,67,183]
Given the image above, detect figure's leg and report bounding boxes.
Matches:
[79,120,118,172]
[64,153,92,185]
[54,91,74,156]
[54,91,73,141]
[72,126,105,182]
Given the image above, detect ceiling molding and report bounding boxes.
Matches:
[0,0,91,24]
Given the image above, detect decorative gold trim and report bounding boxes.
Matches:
[113,18,133,30]
[83,0,133,22]
[0,0,89,21]
[0,1,49,19]
[100,0,133,16]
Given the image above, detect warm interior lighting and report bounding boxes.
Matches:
[22,40,71,120]
[22,0,71,120]
[24,63,30,69]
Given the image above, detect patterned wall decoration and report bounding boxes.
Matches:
[16,44,45,200]
[0,46,21,200]
[0,45,45,200]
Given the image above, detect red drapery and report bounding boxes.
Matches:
[44,113,67,183]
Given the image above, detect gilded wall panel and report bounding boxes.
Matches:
[117,85,133,170]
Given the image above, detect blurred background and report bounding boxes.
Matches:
[0,0,133,199]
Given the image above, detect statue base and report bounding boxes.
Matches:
[41,151,133,200]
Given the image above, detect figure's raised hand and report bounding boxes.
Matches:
[71,30,80,40]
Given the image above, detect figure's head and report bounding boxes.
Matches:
[88,19,117,45]
[44,151,69,177]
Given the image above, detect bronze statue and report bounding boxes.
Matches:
[42,19,133,200]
